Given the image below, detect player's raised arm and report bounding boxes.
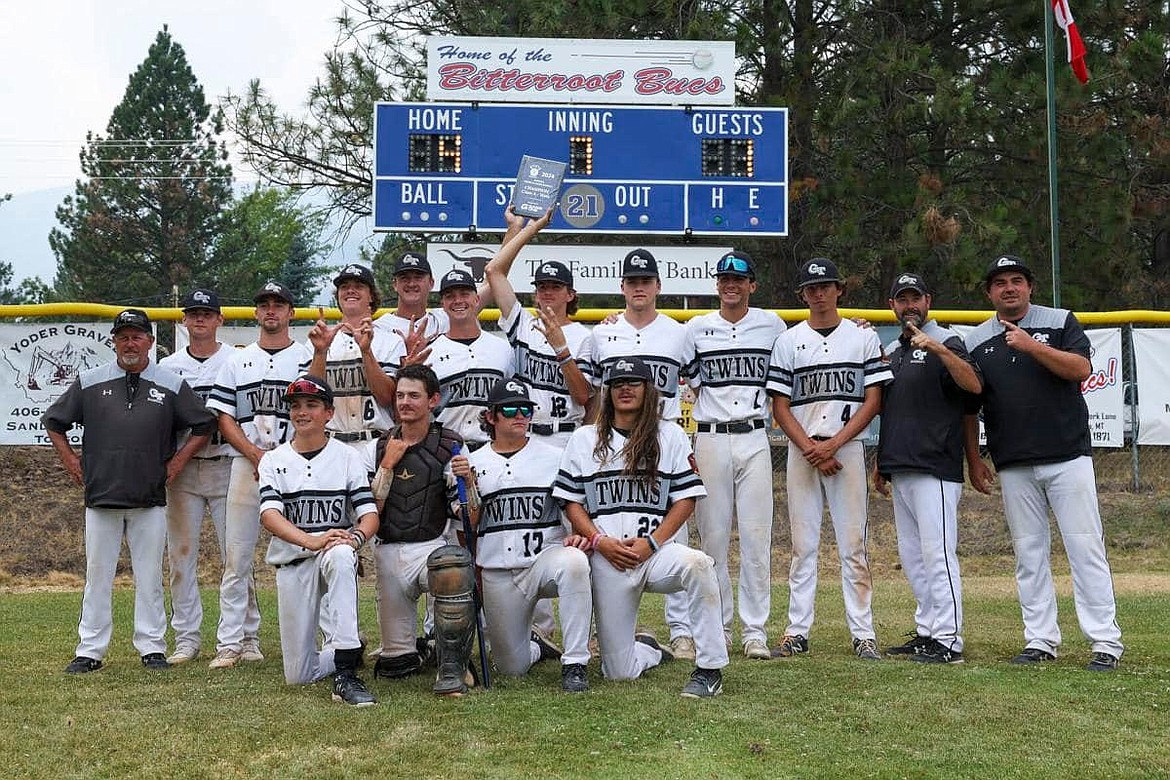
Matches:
[485,206,553,319]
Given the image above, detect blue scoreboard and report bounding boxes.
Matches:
[373,102,788,236]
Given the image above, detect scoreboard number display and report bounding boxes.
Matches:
[375,102,788,236]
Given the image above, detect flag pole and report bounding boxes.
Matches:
[1043,0,1063,307]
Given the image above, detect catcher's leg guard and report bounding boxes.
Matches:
[427,545,476,696]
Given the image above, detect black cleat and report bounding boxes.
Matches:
[634,632,675,664]
[561,663,589,693]
[532,630,563,663]
[886,632,932,656]
[332,672,377,706]
[680,667,723,699]
[141,653,171,670]
[1011,647,1056,665]
[771,634,809,658]
[65,656,102,674]
[910,640,965,665]
[373,652,423,679]
[1086,652,1120,671]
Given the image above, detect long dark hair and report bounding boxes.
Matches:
[593,382,661,487]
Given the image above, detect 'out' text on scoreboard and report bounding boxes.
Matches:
[373,102,788,236]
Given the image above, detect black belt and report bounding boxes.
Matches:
[530,422,577,436]
[696,420,766,434]
[195,455,229,461]
[810,435,832,441]
[331,430,379,443]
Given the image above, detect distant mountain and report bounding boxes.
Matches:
[0,184,376,304]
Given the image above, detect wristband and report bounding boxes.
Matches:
[558,353,575,366]
[350,529,366,549]
[589,531,607,550]
[646,534,660,554]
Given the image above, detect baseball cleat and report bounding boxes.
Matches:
[209,648,242,669]
[669,635,697,661]
[1011,648,1056,665]
[240,640,264,663]
[680,667,723,699]
[634,632,675,665]
[853,638,882,661]
[886,632,931,656]
[561,663,589,693]
[141,653,171,670]
[531,630,563,663]
[742,639,771,660]
[166,646,200,665]
[1086,652,1120,671]
[332,672,378,707]
[910,640,965,665]
[373,652,423,679]
[65,656,103,674]
[771,634,809,658]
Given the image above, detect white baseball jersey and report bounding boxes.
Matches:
[553,421,706,540]
[258,438,377,566]
[159,343,237,457]
[500,305,590,428]
[428,331,516,445]
[767,319,892,438]
[683,309,786,423]
[585,313,688,420]
[467,438,568,570]
[374,309,450,340]
[206,341,313,449]
[308,329,405,437]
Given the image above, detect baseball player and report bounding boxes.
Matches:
[451,379,593,692]
[44,308,216,673]
[205,281,313,669]
[767,258,893,661]
[258,374,380,705]
[427,268,516,449]
[554,357,727,697]
[682,251,786,660]
[964,255,1123,670]
[582,248,695,660]
[873,273,982,664]
[373,251,496,353]
[159,289,259,665]
[486,207,591,449]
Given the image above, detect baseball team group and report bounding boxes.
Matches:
[42,207,1123,707]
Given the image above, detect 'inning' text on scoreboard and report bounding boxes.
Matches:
[373,102,789,236]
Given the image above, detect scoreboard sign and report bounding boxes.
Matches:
[373,102,788,236]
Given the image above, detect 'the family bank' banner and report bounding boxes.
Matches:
[1133,328,1170,445]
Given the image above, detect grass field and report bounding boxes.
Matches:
[3,576,1168,780]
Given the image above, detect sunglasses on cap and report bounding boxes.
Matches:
[285,378,329,397]
[716,255,751,275]
[497,405,534,418]
[610,378,646,389]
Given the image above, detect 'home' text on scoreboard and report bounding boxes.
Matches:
[373,102,788,236]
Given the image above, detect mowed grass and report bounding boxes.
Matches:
[2,576,1168,780]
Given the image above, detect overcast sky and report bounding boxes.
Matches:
[0,0,343,195]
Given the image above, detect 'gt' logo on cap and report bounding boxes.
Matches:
[446,271,461,280]
[193,291,211,303]
[403,255,420,265]
[540,264,559,276]
[615,359,634,372]
[630,256,648,268]
[807,263,826,276]
[897,274,918,285]
[506,380,524,393]
[343,265,361,275]
[264,282,281,292]
[996,257,1015,267]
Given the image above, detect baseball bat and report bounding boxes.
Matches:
[452,443,492,689]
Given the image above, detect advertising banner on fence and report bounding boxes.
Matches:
[1133,328,1170,445]
[426,37,736,105]
[0,323,120,445]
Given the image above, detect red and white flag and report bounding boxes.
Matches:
[1052,0,1090,84]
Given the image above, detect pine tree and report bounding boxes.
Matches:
[50,26,232,306]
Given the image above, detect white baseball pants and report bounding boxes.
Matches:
[592,543,729,680]
[785,439,875,641]
[999,456,1123,657]
[275,544,362,684]
[891,473,964,652]
[373,537,447,657]
[215,456,263,654]
[693,428,774,645]
[76,506,168,660]
[481,545,593,674]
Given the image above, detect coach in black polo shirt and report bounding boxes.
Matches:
[963,255,1123,671]
[874,272,981,664]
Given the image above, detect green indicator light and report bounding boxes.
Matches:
[713,215,725,225]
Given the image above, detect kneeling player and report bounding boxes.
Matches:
[452,379,593,692]
[258,375,379,707]
[553,358,728,698]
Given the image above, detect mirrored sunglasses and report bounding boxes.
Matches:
[716,255,751,274]
[498,405,534,418]
[609,378,646,389]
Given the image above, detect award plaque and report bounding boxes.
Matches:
[511,155,567,218]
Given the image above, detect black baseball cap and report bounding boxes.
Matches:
[254,281,295,305]
[439,268,477,293]
[111,308,152,335]
[533,261,573,288]
[715,250,755,279]
[487,378,532,408]
[333,263,376,289]
[180,289,221,313]
[605,356,653,385]
[622,249,659,279]
[394,251,432,276]
[283,374,334,406]
[795,258,841,289]
[889,272,929,299]
[983,255,1035,286]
